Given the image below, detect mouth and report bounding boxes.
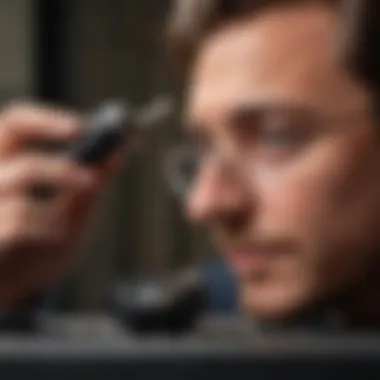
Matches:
[226,244,286,277]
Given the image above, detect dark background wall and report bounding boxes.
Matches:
[0,0,34,102]
[32,0,216,310]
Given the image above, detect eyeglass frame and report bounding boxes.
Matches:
[163,103,374,199]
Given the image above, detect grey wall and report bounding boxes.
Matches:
[0,0,34,100]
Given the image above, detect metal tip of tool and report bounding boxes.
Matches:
[89,101,131,132]
[137,95,175,129]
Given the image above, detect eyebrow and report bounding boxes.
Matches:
[228,103,318,124]
[183,102,320,135]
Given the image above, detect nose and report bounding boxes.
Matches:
[186,162,253,227]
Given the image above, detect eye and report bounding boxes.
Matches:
[233,109,312,150]
[261,127,298,146]
[259,114,312,149]
[254,117,316,163]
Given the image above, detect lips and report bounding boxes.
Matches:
[226,247,278,276]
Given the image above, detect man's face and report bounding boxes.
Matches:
[184,3,380,321]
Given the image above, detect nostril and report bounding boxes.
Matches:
[222,212,250,233]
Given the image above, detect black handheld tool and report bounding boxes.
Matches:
[32,96,173,199]
[70,96,173,165]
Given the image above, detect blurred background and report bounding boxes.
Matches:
[0,0,234,314]
[2,2,380,379]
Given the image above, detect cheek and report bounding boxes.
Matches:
[258,175,319,234]
[246,131,380,298]
[254,162,339,237]
[254,129,379,240]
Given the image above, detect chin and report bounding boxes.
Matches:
[239,279,313,323]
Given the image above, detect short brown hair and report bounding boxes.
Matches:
[165,0,380,94]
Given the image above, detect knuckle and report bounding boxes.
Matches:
[12,156,39,183]
[0,159,37,192]
[43,157,75,183]
[54,160,88,186]
[19,155,38,173]
[1,101,36,120]
[55,158,72,173]
[1,156,80,191]
[1,102,78,127]
[0,102,81,147]
[16,154,65,178]
[49,107,80,123]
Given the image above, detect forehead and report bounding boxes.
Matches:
[186,3,369,125]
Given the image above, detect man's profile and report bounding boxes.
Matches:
[164,0,380,328]
[0,0,380,331]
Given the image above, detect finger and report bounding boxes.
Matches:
[0,195,72,306]
[0,104,81,154]
[0,197,68,250]
[0,154,96,194]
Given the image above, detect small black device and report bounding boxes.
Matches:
[31,96,173,200]
[70,96,173,165]
[69,97,172,165]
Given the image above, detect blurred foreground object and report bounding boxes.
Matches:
[110,260,237,335]
[110,269,207,335]
[2,333,380,379]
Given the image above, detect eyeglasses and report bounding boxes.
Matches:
[163,105,371,199]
